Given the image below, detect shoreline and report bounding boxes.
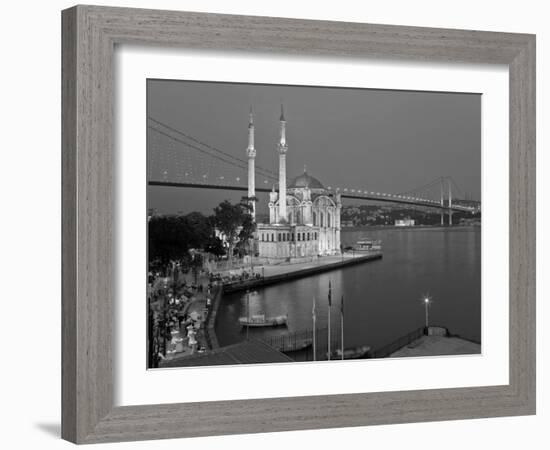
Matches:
[222,252,382,294]
[342,224,481,232]
[203,252,381,353]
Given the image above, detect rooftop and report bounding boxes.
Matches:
[288,171,325,190]
[159,340,294,368]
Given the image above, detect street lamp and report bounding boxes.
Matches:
[423,295,431,330]
[246,290,250,341]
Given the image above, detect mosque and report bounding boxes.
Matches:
[245,106,341,261]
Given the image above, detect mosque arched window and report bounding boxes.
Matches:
[313,211,317,226]
[327,213,332,228]
[320,212,324,227]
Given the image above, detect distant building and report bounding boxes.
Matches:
[395,218,415,227]
[245,106,341,261]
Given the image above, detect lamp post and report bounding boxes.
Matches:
[312,296,317,362]
[246,290,250,341]
[423,296,431,330]
[162,279,168,357]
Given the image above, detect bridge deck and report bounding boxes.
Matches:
[148,181,475,212]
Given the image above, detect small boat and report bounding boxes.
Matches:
[354,238,382,252]
[270,338,312,352]
[328,345,371,360]
[239,313,288,327]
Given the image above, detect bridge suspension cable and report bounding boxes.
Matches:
[146,119,476,212]
[148,117,278,181]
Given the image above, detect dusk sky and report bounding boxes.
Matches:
[147,79,480,216]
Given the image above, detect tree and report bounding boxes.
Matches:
[148,212,214,267]
[204,236,225,257]
[148,215,190,265]
[190,252,203,285]
[237,212,256,257]
[185,212,212,248]
[212,200,253,267]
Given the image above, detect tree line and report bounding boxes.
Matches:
[148,199,256,269]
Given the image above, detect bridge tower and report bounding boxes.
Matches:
[448,177,453,226]
[246,107,256,220]
[277,104,288,221]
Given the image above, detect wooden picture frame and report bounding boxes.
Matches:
[61,5,536,444]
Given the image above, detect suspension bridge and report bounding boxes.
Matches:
[147,117,480,219]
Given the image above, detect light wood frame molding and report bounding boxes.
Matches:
[62,5,536,444]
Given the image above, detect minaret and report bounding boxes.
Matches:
[246,107,256,220]
[277,104,288,221]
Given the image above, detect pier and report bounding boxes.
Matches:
[222,252,382,294]
[370,326,480,359]
[387,326,481,358]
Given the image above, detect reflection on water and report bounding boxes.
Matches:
[216,227,481,352]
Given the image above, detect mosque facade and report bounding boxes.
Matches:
[246,106,341,261]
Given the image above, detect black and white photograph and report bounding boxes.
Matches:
[146,79,482,369]
[2,0,544,448]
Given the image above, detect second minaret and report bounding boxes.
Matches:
[277,104,288,222]
[247,107,256,220]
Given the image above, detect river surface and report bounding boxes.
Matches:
[215,227,481,354]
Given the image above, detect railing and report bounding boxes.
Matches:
[259,327,347,361]
[260,324,477,361]
[205,258,247,272]
[259,328,316,353]
[258,327,337,355]
[370,326,427,358]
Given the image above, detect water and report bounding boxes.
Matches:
[215,227,481,353]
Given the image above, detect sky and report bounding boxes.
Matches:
[147,79,481,216]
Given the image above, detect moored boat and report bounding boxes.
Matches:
[328,345,371,360]
[239,313,288,327]
[354,238,382,252]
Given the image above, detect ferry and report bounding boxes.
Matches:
[239,313,288,328]
[354,238,382,252]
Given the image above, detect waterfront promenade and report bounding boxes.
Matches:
[222,251,382,294]
[159,252,382,365]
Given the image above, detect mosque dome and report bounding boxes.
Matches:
[288,171,325,190]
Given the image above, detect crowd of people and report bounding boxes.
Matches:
[147,257,269,367]
[147,260,220,367]
[215,269,263,286]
